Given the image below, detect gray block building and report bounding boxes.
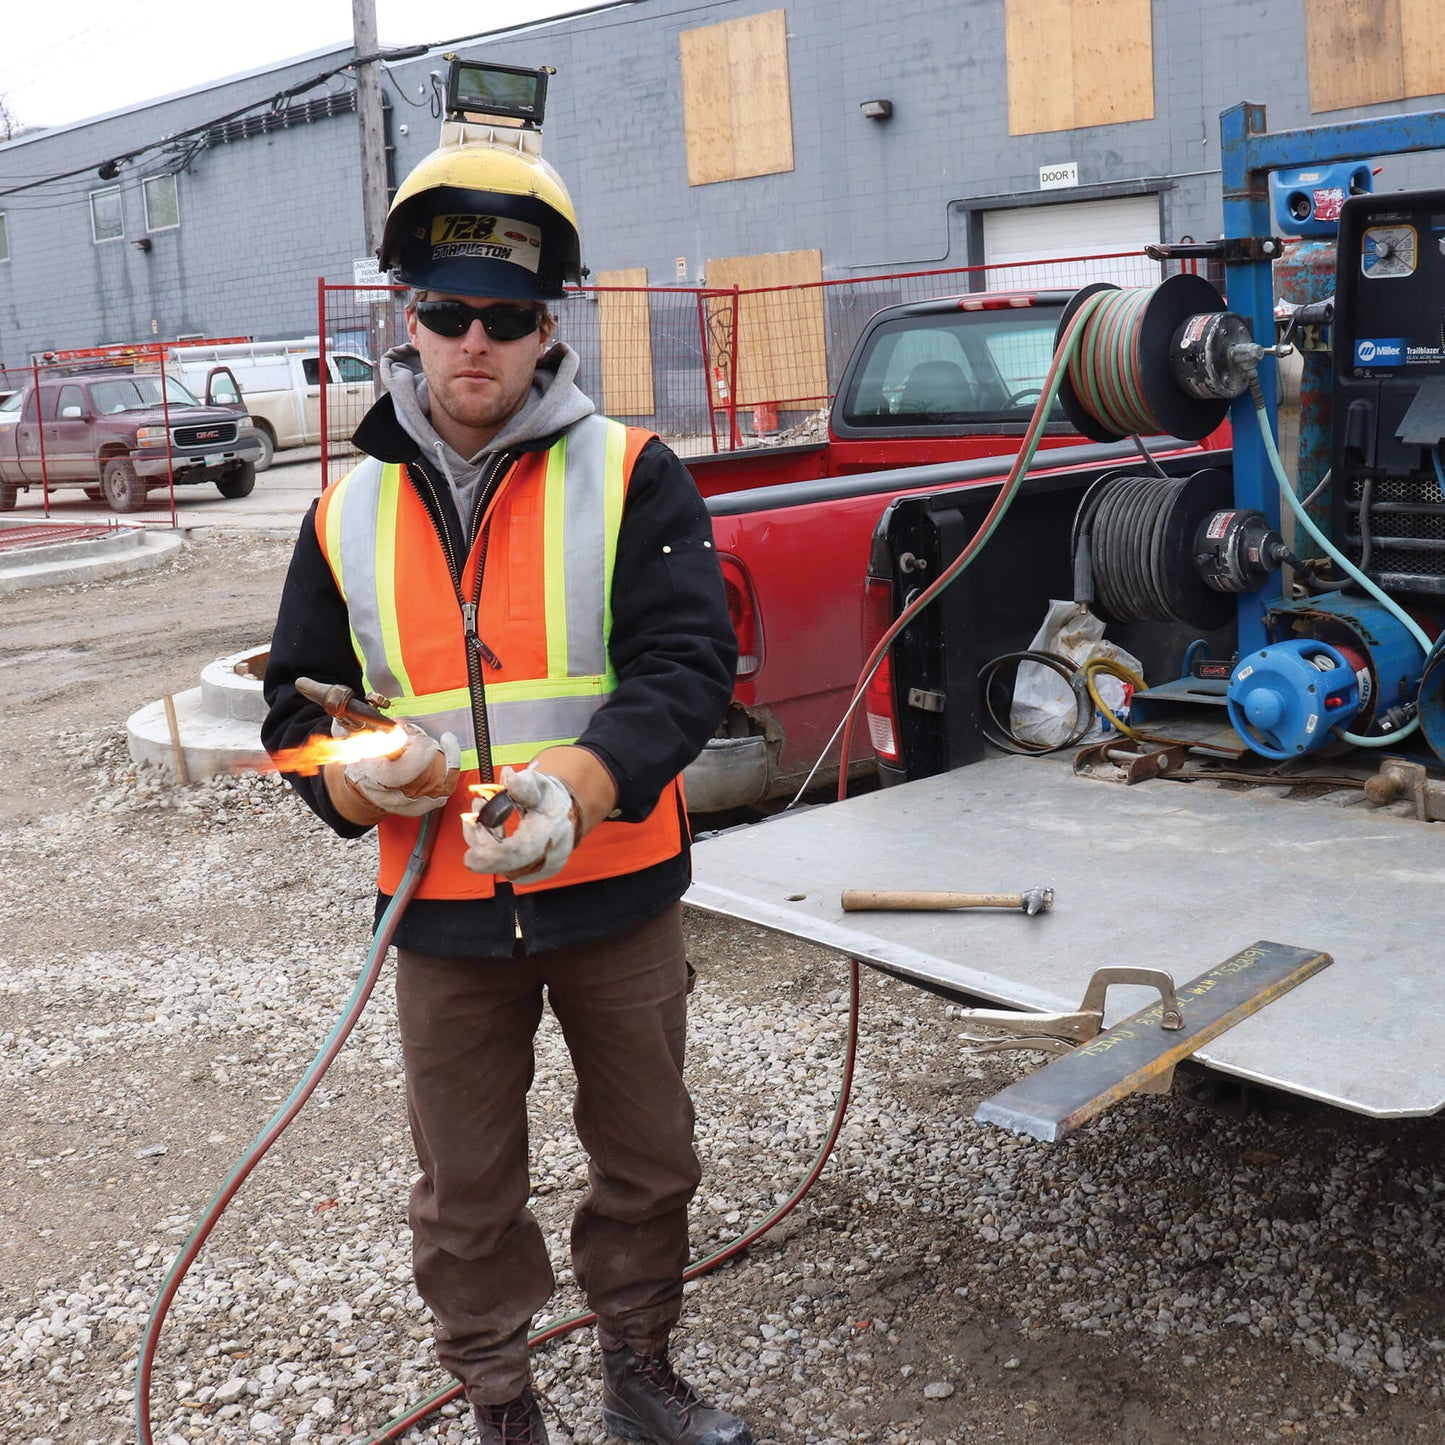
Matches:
[1,0,1443,370]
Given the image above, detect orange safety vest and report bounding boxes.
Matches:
[315,415,685,899]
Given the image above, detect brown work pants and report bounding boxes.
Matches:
[395,904,700,1409]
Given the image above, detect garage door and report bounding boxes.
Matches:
[983,194,1162,291]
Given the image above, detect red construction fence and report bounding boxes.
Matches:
[318,247,1200,484]
[0,247,1207,516]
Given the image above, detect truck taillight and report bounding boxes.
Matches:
[861,576,901,765]
[719,554,762,679]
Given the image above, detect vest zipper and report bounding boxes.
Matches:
[405,450,513,782]
[408,450,525,946]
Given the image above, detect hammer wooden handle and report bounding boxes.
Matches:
[841,889,1026,912]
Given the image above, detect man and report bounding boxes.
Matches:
[263,136,748,1445]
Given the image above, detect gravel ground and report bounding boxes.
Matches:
[2,533,1443,1445]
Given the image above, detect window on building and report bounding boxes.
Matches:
[679,10,794,186]
[0,214,9,263]
[90,187,124,243]
[143,174,180,232]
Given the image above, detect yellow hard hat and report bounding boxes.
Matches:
[379,144,582,299]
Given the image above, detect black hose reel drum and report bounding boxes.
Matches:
[1072,469,1290,630]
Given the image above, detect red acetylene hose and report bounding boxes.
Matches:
[134,814,439,1445]
[355,320,1096,1439]
[138,322,1087,1443]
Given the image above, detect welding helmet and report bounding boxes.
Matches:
[379,143,582,300]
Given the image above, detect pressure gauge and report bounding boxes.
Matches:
[1360,224,1418,278]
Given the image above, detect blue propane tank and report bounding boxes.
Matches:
[1228,640,1365,758]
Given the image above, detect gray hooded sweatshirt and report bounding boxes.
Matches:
[379,338,595,527]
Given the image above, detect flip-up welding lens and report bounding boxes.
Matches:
[414,301,543,341]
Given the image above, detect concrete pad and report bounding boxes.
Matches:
[0,527,185,595]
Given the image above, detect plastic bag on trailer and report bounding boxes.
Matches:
[1009,599,1144,748]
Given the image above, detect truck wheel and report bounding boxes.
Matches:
[0,478,17,512]
[102,457,147,513]
[252,425,275,472]
[217,461,256,499]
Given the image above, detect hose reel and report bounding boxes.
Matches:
[1062,275,1294,629]
[1072,468,1291,630]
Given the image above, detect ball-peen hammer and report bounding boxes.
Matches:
[841,886,1054,916]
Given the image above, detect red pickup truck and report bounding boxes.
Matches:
[0,369,263,513]
[681,289,1226,813]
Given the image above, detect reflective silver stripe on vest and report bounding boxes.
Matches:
[332,456,409,700]
[385,690,604,760]
[558,414,614,679]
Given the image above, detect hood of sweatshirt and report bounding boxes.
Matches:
[380,338,595,523]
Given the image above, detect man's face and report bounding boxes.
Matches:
[405,292,553,456]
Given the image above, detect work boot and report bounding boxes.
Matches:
[473,1388,550,1445]
[601,1346,753,1445]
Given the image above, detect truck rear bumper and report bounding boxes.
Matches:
[683,735,772,814]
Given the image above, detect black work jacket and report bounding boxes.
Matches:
[262,394,737,958]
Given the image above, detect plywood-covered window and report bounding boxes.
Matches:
[1305,0,1445,113]
[680,9,795,186]
[596,268,655,418]
[704,249,826,410]
[1005,0,1154,136]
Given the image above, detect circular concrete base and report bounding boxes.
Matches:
[126,644,272,781]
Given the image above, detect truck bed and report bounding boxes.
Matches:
[687,754,1445,1119]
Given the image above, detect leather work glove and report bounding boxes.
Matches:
[327,720,460,820]
[461,746,619,883]
[462,764,577,882]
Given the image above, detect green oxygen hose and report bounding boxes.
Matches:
[134,812,439,1445]
[1251,387,1427,747]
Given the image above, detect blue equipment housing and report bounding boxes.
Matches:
[1269,162,1374,238]
[1228,639,1362,759]
[1227,592,1423,758]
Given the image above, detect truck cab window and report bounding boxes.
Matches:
[843,319,980,423]
[302,359,324,386]
[334,356,373,383]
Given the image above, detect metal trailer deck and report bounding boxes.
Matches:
[687,756,1445,1120]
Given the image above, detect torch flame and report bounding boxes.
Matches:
[461,780,507,827]
[253,724,410,777]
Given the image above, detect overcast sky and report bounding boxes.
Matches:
[0,1,601,131]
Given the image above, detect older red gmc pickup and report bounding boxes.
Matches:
[681,289,1225,813]
[0,369,263,513]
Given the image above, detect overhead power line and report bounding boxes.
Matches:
[0,0,647,202]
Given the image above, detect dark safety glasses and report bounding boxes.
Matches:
[414,300,544,341]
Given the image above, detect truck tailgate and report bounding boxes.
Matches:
[687,755,1445,1119]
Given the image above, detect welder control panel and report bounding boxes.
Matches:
[1330,188,1445,597]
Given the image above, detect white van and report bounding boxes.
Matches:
[170,339,375,470]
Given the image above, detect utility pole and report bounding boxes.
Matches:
[353,0,389,255]
[352,0,392,400]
